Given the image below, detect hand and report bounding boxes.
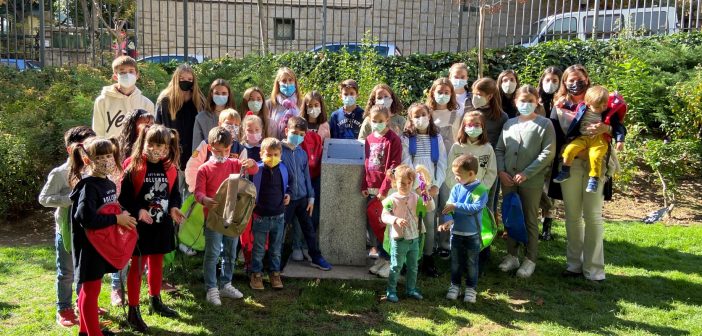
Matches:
[138,209,153,224]
[170,207,185,225]
[377,194,386,201]
[306,202,314,216]
[116,212,137,230]
[394,218,408,228]
[442,203,456,215]
[499,172,515,187]
[554,97,566,108]
[361,190,369,198]
[202,197,218,209]
[284,194,291,206]
[616,142,624,151]
[513,173,528,185]
[586,122,609,136]
[438,222,452,232]
[429,185,439,197]
[242,159,256,170]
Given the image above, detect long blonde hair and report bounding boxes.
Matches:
[158,64,206,120]
[269,67,300,107]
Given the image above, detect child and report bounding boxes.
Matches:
[299,91,330,142]
[69,137,136,336]
[362,105,403,277]
[119,125,184,331]
[495,85,556,278]
[447,112,497,199]
[39,126,96,327]
[117,109,155,161]
[266,67,302,140]
[537,66,563,117]
[382,164,435,303]
[553,86,626,192]
[242,86,272,138]
[497,70,520,118]
[281,117,332,270]
[359,84,405,140]
[195,127,258,304]
[449,63,471,118]
[239,114,264,162]
[329,79,364,139]
[438,154,488,303]
[93,56,154,138]
[250,138,291,290]
[427,77,461,153]
[193,79,236,149]
[400,103,447,277]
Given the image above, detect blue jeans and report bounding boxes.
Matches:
[56,232,78,311]
[387,238,420,295]
[203,225,239,290]
[252,214,285,273]
[111,267,128,291]
[450,234,481,289]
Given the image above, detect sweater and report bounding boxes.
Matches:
[155,97,199,169]
[358,114,406,141]
[401,133,448,189]
[38,161,72,233]
[495,115,556,189]
[443,180,488,236]
[362,129,402,196]
[92,84,154,138]
[195,158,260,219]
[300,131,323,179]
[266,94,299,140]
[192,111,218,150]
[185,140,244,192]
[329,106,364,139]
[464,94,509,148]
[446,141,497,190]
[281,142,314,202]
[253,163,289,217]
[381,192,434,240]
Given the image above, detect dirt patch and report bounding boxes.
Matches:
[0,209,54,246]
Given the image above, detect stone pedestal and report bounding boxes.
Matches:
[319,139,367,266]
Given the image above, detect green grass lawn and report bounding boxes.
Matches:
[1,221,701,336]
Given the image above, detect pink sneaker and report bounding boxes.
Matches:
[57,308,79,327]
[110,289,124,306]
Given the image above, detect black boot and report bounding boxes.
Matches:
[421,255,440,278]
[127,305,149,332]
[540,218,553,241]
[149,295,178,317]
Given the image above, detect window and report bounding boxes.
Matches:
[274,18,295,40]
[584,14,623,39]
[540,17,578,42]
[632,11,668,34]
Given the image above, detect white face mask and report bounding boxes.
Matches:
[247,100,263,113]
[501,81,517,95]
[543,81,559,94]
[414,116,430,131]
[376,97,393,109]
[472,94,488,109]
[434,93,451,105]
[451,79,467,90]
[518,102,536,115]
[307,107,322,118]
[464,126,483,138]
[117,73,137,89]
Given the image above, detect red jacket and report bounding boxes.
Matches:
[300,131,323,179]
[362,130,402,196]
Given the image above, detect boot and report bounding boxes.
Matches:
[421,255,440,278]
[149,295,179,317]
[127,305,149,332]
[539,217,553,241]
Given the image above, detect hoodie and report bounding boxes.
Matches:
[92,84,155,138]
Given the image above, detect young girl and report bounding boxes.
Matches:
[266,67,302,139]
[299,91,330,142]
[193,79,236,150]
[242,86,272,138]
[239,114,264,162]
[362,105,403,277]
[427,77,461,153]
[118,109,155,161]
[449,63,471,118]
[495,85,555,278]
[359,84,405,141]
[69,137,136,336]
[381,164,434,303]
[497,70,520,118]
[401,103,447,278]
[119,125,184,332]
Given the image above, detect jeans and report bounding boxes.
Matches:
[252,214,285,273]
[203,225,239,290]
[450,234,481,289]
[56,232,77,311]
[294,177,321,250]
[111,267,129,291]
[285,198,321,259]
[387,238,420,295]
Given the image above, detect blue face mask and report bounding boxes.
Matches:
[342,95,357,107]
[518,102,536,115]
[280,83,296,97]
[287,132,304,147]
[213,94,228,107]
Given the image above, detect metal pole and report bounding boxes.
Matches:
[593,0,600,39]
[458,0,464,51]
[39,0,46,67]
[322,0,327,50]
[257,0,267,54]
[135,1,139,54]
[184,0,188,61]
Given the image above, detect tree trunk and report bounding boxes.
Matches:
[477,5,486,78]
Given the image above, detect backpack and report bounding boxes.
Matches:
[408,135,440,178]
[501,192,528,244]
[605,91,627,125]
[87,202,138,269]
[471,183,497,250]
[206,171,257,237]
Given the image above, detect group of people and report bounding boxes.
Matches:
[38,55,625,336]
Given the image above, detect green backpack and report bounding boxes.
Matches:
[471,183,497,250]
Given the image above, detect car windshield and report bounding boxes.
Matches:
[322,44,389,55]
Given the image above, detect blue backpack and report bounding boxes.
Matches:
[408,135,440,178]
[252,162,289,202]
[501,192,528,244]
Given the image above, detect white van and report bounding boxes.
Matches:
[522,7,679,47]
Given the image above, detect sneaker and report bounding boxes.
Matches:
[498,255,520,272]
[586,177,599,193]
[311,256,332,271]
[250,273,264,290]
[220,283,244,299]
[464,287,477,303]
[178,243,197,256]
[407,290,423,300]
[386,292,399,303]
[57,308,79,327]
[110,289,124,307]
[369,258,386,275]
[446,284,460,300]
[553,170,571,183]
[516,258,536,278]
[291,248,304,261]
[206,288,221,306]
[302,249,312,261]
[270,272,284,289]
[368,247,379,259]
[561,269,584,278]
[377,261,391,278]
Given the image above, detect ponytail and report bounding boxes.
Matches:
[167,129,180,170]
[68,144,86,187]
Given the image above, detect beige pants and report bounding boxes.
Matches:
[561,158,606,280]
[502,184,542,262]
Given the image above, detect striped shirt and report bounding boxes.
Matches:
[412,134,433,159]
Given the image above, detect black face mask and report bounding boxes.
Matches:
[179,80,194,91]
[567,80,587,95]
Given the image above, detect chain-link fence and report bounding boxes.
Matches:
[1,0,701,69]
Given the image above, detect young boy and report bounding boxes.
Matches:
[93,55,155,138]
[281,117,332,271]
[381,164,435,303]
[250,138,291,290]
[439,154,488,303]
[195,127,258,305]
[39,126,96,327]
[329,79,364,139]
[553,85,626,192]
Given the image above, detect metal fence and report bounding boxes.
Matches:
[1,0,701,69]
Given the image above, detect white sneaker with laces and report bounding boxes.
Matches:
[369,258,386,275]
[291,249,304,261]
[220,283,244,299]
[377,261,391,278]
[446,284,460,300]
[516,258,536,278]
[206,288,222,306]
[464,287,477,303]
[498,255,521,272]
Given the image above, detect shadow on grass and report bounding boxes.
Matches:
[0,301,19,320]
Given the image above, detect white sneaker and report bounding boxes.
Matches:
[464,287,477,303]
[220,283,244,299]
[516,259,536,278]
[291,249,304,261]
[206,288,221,306]
[179,243,197,256]
[377,261,391,278]
[498,255,520,272]
[369,258,386,275]
[302,249,312,261]
[446,284,460,300]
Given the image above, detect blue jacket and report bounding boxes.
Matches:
[442,180,488,235]
[281,142,314,202]
[329,106,364,139]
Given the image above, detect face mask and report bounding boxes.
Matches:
[262,156,281,168]
[223,124,239,139]
[472,94,488,109]
[543,81,559,94]
[376,97,393,109]
[518,102,536,115]
[434,93,451,105]
[117,73,137,89]
[247,100,262,113]
[464,126,483,138]
[371,122,387,133]
[342,95,357,107]
[279,83,296,97]
[501,81,517,95]
[247,132,262,144]
[179,80,194,91]
[414,116,430,131]
[307,107,322,118]
[451,79,467,90]
[287,132,305,147]
[210,154,228,164]
[213,94,228,107]
[91,157,116,176]
[567,80,587,95]
[145,147,168,162]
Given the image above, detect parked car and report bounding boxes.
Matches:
[0,58,41,71]
[137,54,207,64]
[522,6,679,47]
[310,43,402,57]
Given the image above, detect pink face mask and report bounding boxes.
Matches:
[247,132,262,144]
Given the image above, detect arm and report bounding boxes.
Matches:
[185,141,207,193]
[319,122,331,143]
[609,113,626,143]
[361,140,369,192]
[453,189,488,216]
[401,136,412,167]
[329,113,338,138]
[74,184,117,229]
[483,144,498,188]
[495,127,507,173]
[192,116,205,151]
[358,117,371,141]
[169,175,182,211]
[155,99,165,125]
[303,154,315,204]
[38,168,72,208]
[379,136,403,196]
[92,97,106,137]
[194,167,208,204]
[521,120,556,179]
[118,171,141,217]
[435,134,448,188]
[244,160,259,176]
